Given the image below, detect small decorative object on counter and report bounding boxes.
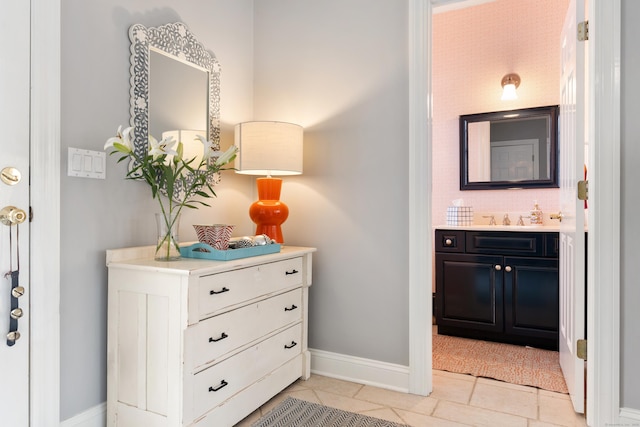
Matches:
[193,224,235,250]
[530,201,543,225]
[228,234,277,249]
[446,199,473,226]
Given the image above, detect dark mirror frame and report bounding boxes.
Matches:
[459,105,559,190]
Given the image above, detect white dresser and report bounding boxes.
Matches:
[106,245,316,427]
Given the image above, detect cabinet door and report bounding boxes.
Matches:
[436,253,504,333]
[504,256,559,348]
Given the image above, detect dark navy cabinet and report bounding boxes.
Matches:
[435,229,559,350]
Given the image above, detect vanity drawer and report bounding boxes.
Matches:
[435,230,466,253]
[185,289,302,371]
[466,231,544,256]
[197,257,303,319]
[191,323,302,418]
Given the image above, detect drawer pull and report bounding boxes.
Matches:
[505,266,512,272]
[445,238,453,246]
[284,341,298,349]
[209,332,228,343]
[284,304,298,312]
[494,265,502,271]
[208,380,228,392]
[285,269,299,275]
[209,287,230,295]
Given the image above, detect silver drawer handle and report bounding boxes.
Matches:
[445,238,453,246]
[505,266,512,272]
[494,265,502,271]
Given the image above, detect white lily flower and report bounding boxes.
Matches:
[196,135,217,161]
[213,145,238,167]
[104,125,134,153]
[149,135,178,160]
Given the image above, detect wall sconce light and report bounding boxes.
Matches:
[234,121,303,244]
[501,73,520,101]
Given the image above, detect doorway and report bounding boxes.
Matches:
[407,1,622,425]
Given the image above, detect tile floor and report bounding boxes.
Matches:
[236,371,587,427]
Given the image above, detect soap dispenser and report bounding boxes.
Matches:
[530,201,543,225]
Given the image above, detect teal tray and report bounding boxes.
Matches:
[180,242,281,261]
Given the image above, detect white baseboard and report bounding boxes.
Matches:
[309,348,410,393]
[60,402,105,427]
[619,407,640,424]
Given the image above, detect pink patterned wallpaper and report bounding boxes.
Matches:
[432,0,570,226]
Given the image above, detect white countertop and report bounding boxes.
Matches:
[435,224,560,232]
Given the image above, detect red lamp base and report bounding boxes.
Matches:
[249,177,289,243]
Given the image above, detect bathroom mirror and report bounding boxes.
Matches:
[459,105,559,190]
[129,22,221,198]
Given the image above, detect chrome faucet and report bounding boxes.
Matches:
[503,213,511,226]
[483,215,496,225]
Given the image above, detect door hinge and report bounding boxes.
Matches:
[578,20,589,41]
[578,180,589,201]
[29,206,33,222]
[577,339,587,360]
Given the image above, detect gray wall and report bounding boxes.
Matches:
[61,0,411,420]
[253,0,410,363]
[60,0,255,420]
[621,0,640,411]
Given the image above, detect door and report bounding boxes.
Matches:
[0,1,31,425]
[559,0,586,413]
[435,252,504,334]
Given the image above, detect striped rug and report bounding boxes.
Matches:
[252,397,409,427]
[432,334,568,394]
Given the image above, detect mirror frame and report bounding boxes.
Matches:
[459,105,559,190]
[128,22,221,167]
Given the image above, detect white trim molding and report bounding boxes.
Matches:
[619,407,640,425]
[408,0,433,397]
[59,403,106,427]
[30,0,61,425]
[310,349,410,393]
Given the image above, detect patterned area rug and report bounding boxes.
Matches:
[433,334,568,393]
[252,397,409,427]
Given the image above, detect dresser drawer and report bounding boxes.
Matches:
[197,257,303,319]
[466,231,544,256]
[191,323,302,418]
[185,289,302,371]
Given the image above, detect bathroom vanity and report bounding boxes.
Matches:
[435,227,559,350]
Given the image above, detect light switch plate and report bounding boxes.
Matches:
[67,148,106,179]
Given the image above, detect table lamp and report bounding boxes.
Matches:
[234,121,303,243]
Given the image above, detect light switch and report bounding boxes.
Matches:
[67,148,106,179]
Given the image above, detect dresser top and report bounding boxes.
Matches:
[106,245,316,275]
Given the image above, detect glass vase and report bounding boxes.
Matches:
[155,212,181,261]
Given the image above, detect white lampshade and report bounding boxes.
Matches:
[234,121,303,176]
[162,129,206,165]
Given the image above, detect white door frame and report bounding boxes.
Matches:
[30,0,61,425]
[408,2,622,426]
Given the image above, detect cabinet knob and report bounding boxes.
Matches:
[444,238,453,246]
[505,266,512,272]
[494,265,502,271]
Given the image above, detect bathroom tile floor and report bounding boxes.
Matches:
[236,371,587,427]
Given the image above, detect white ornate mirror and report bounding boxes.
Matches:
[128,22,221,195]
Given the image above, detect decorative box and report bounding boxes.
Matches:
[446,206,474,226]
